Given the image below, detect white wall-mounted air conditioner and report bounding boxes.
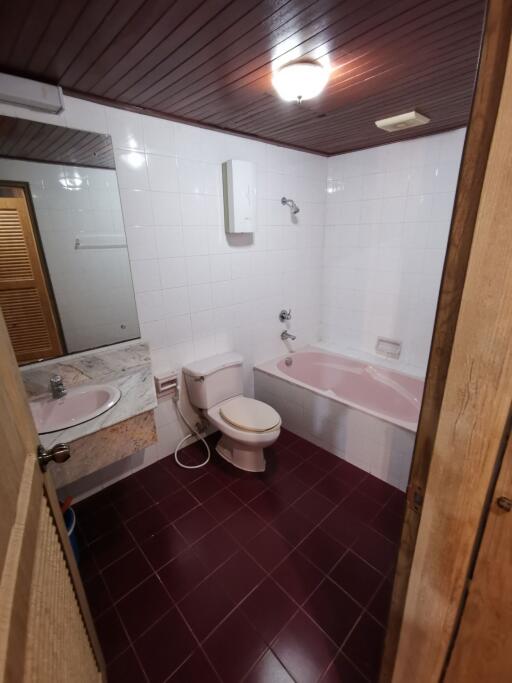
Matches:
[0,73,64,114]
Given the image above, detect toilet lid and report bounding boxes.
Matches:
[220,397,281,433]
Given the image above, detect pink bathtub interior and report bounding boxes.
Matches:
[276,350,423,430]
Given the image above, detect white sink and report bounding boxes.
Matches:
[30,384,121,434]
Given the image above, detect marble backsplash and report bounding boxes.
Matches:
[21,340,150,398]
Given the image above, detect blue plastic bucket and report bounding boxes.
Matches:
[64,507,80,564]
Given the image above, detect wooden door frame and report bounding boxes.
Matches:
[382,0,512,678]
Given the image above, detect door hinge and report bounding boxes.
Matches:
[407,483,424,512]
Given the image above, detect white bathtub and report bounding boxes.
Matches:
[254,347,423,490]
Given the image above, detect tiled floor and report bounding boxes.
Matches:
[75,429,405,683]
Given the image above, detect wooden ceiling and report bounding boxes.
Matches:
[0,116,115,168]
[0,0,486,155]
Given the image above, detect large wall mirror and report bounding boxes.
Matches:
[0,115,140,364]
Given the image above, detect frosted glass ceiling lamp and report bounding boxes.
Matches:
[272,59,329,103]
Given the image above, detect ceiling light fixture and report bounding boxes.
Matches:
[272,59,330,103]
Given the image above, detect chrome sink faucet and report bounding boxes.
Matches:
[281,330,296,341]
[49,374,66,399]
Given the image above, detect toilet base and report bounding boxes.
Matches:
[216,434,266,472]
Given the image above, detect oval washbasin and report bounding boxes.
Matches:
[30,384,121,434]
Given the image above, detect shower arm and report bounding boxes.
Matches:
[281,196,300,214]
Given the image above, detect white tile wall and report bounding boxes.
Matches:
[1,93,465,496]
[322,129,465,375]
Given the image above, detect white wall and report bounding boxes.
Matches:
[322,129,465,375]
[0,157,139,352]
[1,93,465,496]
[0,94,326,496]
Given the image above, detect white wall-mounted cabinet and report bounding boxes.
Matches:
[222,159,256,233]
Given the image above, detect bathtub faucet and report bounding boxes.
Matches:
[281,330,296,341]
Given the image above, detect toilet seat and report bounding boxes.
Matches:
[219,396,281,433]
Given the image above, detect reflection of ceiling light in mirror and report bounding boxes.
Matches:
[59,176,82,191]
[272,59,330,102]
[122,151,146,169]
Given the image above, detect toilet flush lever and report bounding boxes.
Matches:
[193,376,205,383]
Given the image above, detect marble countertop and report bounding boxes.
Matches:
[22,340,157,450]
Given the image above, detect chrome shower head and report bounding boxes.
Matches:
[281,196,300,215]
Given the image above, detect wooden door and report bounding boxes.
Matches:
[389,19,512,683]
[444,426,512,681]
[0,311,105,681]
[381,1,512,678]
[0,187,63,363]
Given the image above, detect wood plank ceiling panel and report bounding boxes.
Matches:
[0,0,486,155]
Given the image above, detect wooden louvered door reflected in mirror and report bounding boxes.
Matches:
[0,184,63,363]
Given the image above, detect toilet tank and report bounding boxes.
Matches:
[182,352,244,409]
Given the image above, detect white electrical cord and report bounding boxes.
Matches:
[172,388,210,469]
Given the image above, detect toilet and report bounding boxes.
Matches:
[183,352,281,472]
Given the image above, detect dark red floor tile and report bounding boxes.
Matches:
[240,578,297,645]
[192,525,239,574]
[173,505,218,544]
[188,473,222,502]
[272,611,337,683]
[343,613,385,681]
[272,550,323,605]
[244,649,295,683]
[203,609,267,683]
[371,507,404,544]
[180,572,235,641]
[136,462,182,501]
[158,546,210,602]
[368,579,393,627]
[337,491,383,524]
[286,438,319,461]
[222,506,267,545]
[126,503,169,543]
[276,428,300,448]
[135,609,196,683]
[94,607,129,664]
[104,475,145,503]
[78,546,98,582]
[112,487,154,519]
[315,475,353,505]
[206,488,243,522]
[330,550,383,606]
[313,448,344,472]
[102,547,152,602]
[117,575,173,640]
[304,578,361,645]
[161,450,209,485]
[320,652,368,683]
[74,489,112,517]
[332,461,368,488]
[84,574,111,618]
[270,472,311,507]
[249,489,289,522]
[78,505,122,544]
[272,507,316,547]
[352,526,397,575]
[229,475,268,502]
[298,528,346,574]
[107,647,147,683]
[293,461,326,486]
[357,475,396,505]
[167,649,220,682]
[159,488,199,523]
[246,527,292,572]
[139,523,188,570]
[265,448,301,482]
[320,507,366,548]
[385,489,406,517]
[89,524,136,570]
[293,488,333,525]
[214,550,265,604]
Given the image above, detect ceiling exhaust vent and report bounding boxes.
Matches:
[375,110,430,133]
